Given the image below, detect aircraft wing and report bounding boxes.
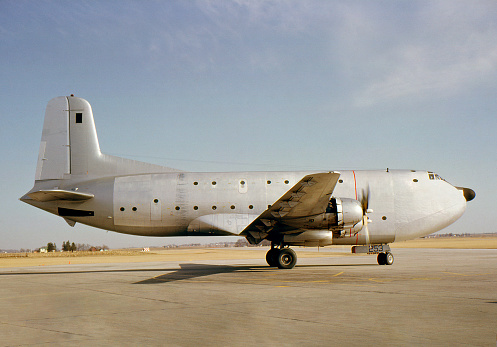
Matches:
[27,189,94,202]
[242,172,340,241]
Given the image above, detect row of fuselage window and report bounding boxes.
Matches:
[119,204,261,212]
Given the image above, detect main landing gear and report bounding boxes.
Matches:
[266,245,297,269]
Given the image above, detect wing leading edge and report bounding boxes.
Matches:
[27,189,94,202]
[242,172,340,243]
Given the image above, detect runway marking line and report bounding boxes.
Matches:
[442,271,492,277]
[368,278,394,283]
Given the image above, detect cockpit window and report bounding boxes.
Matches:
[428,172,447,182]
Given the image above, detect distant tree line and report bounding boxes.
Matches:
[36,241,110,252]
[234,239,271,247]
[62,241,77,252]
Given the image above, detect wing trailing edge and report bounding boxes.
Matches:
[242,172,341,243]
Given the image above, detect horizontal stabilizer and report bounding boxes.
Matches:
[27,189,94,202]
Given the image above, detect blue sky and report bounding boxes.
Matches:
[1,0,495,250]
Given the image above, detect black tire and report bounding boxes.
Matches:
[385,252,394,265]
[377,252,386,265]
[277,248,297,269]
[266,248,279,267]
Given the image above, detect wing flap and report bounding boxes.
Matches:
[27,189,94,202]
[269,171,340,219]
[242,172,340,241]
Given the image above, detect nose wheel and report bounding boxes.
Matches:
[266,247,297,269]
[377,252,394,265]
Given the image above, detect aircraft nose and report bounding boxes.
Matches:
[457,187,476,202]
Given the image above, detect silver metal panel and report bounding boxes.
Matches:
[36,96,70,180]
[187,213,258,235]
[114,175,152,227]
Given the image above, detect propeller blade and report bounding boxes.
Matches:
[360,186,370,214]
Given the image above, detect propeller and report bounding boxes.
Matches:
[358,186,371,243]
[360,186,370,216]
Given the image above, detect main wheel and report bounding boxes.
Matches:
[385,252,394,265]
[266,248,279,267]
[377,252,386,265]
[277,248,297,269]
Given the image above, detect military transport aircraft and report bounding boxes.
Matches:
[20,96,475,268]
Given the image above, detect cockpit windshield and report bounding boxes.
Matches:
[428,172,447,182]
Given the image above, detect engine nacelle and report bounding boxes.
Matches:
[283,230,333,247]
[272,197,364,238]
[326,197,363,229]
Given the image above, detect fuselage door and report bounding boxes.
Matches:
[151,198,162,221]
[238,179,248,194]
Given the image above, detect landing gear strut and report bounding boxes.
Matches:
[266,245,297,269]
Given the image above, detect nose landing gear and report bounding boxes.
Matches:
[377,252,394,265]
[352,244,394,265]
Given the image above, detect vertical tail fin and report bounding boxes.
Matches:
[35,96,102,179]
[35,95,179,181]
[35,96,71,180]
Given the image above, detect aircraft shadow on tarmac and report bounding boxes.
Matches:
[134,263,268,284]
[134,262,375,284]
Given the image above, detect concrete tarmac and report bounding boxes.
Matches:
[1,248,496,346]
